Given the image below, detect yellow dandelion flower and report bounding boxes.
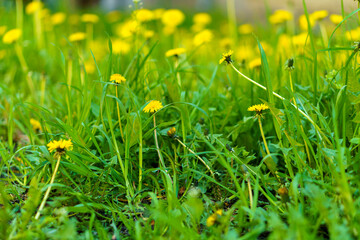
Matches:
[248,104,269,116]
[106,10,121,23]
[330,14,343,25]
[68,32,86,42]
[51,12,66,25]
[193,13,211,26]
[238,23,253,34]
[163,25,176,35]
[292,32,308,46]
[206,209,223,227]
[143,100,163,113]
[299,14,315,31]
[144,30,155,39]
[311,10,328,21]
[25,1,43,15]
[110,74,126,84]
[165,48,186,57]
[269,9,293,25]
[193,29,213,46]
[30,118,42,131]
[249,58,262,69]
[116,20,139,38]
[81,13,99,23]
[112,39,130,54]
[3,29,22,44]
[161,9,185,27]
[47,139,73,154]
[219,50,233,64]
[0,26,7,36]
[134,9,154,22]
[167,127,176,138]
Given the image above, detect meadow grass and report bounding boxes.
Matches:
[1,0,360,239]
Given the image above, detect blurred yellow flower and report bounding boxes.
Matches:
[81,13,99,23]
[112,39,130,54]
[330,14,343,25]
[193,13,211,26]
[238,24,253,34]
[144,30,155,39]
[163,25,176,35]
[165,48,186,57]
[0,26,7,36]
[346,27,360,40]
[68,32,86,42]
[193,29,213,46]
[106,10,121,23]
[299,14,315,31]
[269,9,293,25]
[3,29,22,44]
[249,58,262,69]
[117,20,139,38]
[25,1,43,15]
[30,118,42,131]
[219,50,233,64]
[47,139,73,153]
[143,100,163,113]
[110,73,126,84]
[206,210,223,227]
[134,9,154,22]
[162,9,185,27]
[51,12,66,25]
[84,61,95,74]
[292,32,308,46]
[311,10,328,21]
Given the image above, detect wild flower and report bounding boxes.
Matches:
[193,29,213,46]
[330,14,343,25]
[30,118,42,132]
[219,50,233,64]
[161,9,185,27]
[248,104,269,117]
[68,32,86,42]
[2,29,22,44]
[238,23,253,34]
[206,209,223,227]
[25,1,43,14]
[51,12,66,25]
[81,13,99,23]
[269,10,293,25]
[110,74,126,84]
[165,48,186,57]
[143,100,163,113]
[47,139,73,154]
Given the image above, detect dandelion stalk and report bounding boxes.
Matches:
[35,154,61,219]
[230,62,331,145]
[115,85,125,141]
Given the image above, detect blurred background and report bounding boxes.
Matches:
[12,0,360,21]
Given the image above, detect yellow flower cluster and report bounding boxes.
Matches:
[47,139,73,153]
[143,100,163,113]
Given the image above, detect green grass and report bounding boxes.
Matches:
[1,0,360,239]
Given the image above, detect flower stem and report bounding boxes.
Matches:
[257,115,278,179]
[116,85,125,141]
[35,154,61,219]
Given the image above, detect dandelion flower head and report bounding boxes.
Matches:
[110,74,126,84]
[143,100,163,113]
[47,139,73,154]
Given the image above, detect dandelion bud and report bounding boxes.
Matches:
[167,127,176,138]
